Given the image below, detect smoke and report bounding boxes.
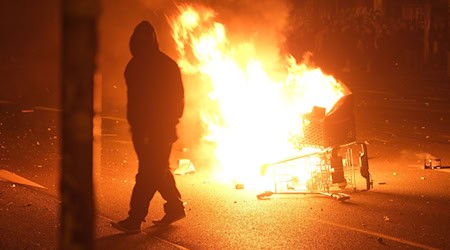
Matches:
[139,0,172,9]
[133,0,294,71]
[206,0,290,41]
[414,152,439,161]
[400,149,440,166]
[187,0,292,67]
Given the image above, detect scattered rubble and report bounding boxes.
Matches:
[173,159,196,176]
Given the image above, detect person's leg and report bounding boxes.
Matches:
[127,134,158,222]
[128,167,158,222]
[154,142,184,210]
[151,142,185,225]
[113,171,156,233]
[112,133,158,233]
[159,169,184,212]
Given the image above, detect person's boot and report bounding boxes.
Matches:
[111,217,142,234]
[152,212,186,226]
[152,203,186,226]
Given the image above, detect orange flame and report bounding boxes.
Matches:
[169,4,348,188]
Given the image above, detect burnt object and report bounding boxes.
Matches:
[300,106,326,148]
[330,146,347,185]
[323,94,356,148]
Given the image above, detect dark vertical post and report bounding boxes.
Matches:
[60,0,99,249]
[93,71,102,183]
[424,1,431,65]
[448,0,450,76]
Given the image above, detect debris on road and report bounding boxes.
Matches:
[377,237,386,245]
[174,159,196,176]
[424,158,450,170]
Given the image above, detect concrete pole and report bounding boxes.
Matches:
[60,0,99,249]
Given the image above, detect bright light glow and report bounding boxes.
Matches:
[169,4,348,189]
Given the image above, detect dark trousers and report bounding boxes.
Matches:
[128,132,184,222]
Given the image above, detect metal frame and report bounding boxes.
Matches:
[258,142,372,201]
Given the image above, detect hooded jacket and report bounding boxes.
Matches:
[125,21,184,142]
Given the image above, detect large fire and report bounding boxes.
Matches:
[169,4,349,189]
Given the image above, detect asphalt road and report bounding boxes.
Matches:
[1,72,450,249]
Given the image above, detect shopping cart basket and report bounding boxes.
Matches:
[258,142,371,201]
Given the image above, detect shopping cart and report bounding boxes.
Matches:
[257,97,372,201]
[258,142,371,201]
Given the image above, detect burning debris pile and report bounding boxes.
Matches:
[168,3,370,195]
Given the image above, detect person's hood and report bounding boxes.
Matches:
[129,21,159,57]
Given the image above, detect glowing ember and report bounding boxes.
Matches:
[169,4,349,189]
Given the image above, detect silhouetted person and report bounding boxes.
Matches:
[111,21,185,233]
